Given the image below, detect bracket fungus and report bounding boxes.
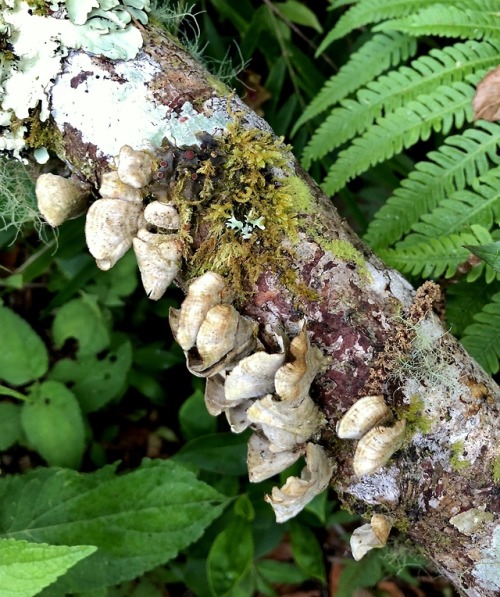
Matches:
[265,442,334,523]
[336,395,391,440]
[353,419,407,477]
[36,173,89,227]
[350,514,392,560]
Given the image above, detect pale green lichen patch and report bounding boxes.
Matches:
[473,524,500,591]
[0,0,150,159]
[450,508,494,536]
[449,441,470,472]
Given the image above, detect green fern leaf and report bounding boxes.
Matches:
[446,279,497,336]
[408,167,500,238]
[302,40,500,166]
[316,0,457,55]
[364,121,500,248]
[378,225,492,278]
[377,5,500,40]
[293,33,417,132]
[461,291,500,374]
[322,79,477,195]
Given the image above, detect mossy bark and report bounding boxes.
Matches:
[7,22,500,597]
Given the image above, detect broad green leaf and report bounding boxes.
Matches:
[275,1,323,32]
[52,295,110,356]
[336,550,384,597]
[207,518,254,597]
[466,241,500,272]
[21,380,86,468]
[0,402,23,450]
[86,251,138,306]
[0,538,96,597]
[0,460,228,594]
[179,386,217,440]
[49,340,133,412]
[290,522,326,583]
[0,306,48,385]
[173,431,250,475]
[256,559,309,585]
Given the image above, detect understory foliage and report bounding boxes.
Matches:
[296,0,500,375]
[0,1,486,596]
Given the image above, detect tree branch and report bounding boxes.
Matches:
[1,5,499,595]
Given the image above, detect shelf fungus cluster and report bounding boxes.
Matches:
[36,145,183,300]
[336,394,406,477]
[169,271,335,522]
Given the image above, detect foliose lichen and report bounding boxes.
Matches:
[0,0,150,159]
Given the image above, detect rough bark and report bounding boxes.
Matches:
[2,8,499,596]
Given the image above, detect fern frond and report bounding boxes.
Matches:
[460,291,500,374]
[322,79,477,195]
[378,225,493,279]
[293,33,417,132]
[329,0,357,8]
[377,6,500,41]
[446,279,496,336]
[364,121,500,248]
[302,40,500,166]
[408,167,500,238]
[316,0,457,55]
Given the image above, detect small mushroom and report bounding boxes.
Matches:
[224,351,286,402]
[169,272,227,351]
[99,171,143,203]
[85,198,142,270]
[247,433,303,483]
[350,514,392,560]
[265,443,334,523]
[132,228,182,300]
[117,145,154,189]
[336,395,391,440]
[353,419,406,476]
[36,173,89,227]
[144,200,180,229]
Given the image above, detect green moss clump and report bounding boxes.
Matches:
[492,456,500,484]
[449,441,470,472]
[320,239,370,279]
[187,124,301,297]
[401,395,432,434]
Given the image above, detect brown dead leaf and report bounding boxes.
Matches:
[377,580,405,597]
[473,65,500,121]
[240,70,272,115]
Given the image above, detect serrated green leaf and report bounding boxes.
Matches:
[52,295,110,356]
[207,518,254,597]
[290,522,326,584]
[21,381,86,469]
[0,460,228,594]
[0,402,23,450]
[0,538,96,597]
[49,340,132,413]
[0,306,49,386]
[465,241,500,271]
[275,1,323,32]
[86,251,138,306]
[173,431,250,475]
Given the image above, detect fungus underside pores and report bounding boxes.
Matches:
[34,122,407,555]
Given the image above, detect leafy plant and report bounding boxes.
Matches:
[296,0,500,373]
